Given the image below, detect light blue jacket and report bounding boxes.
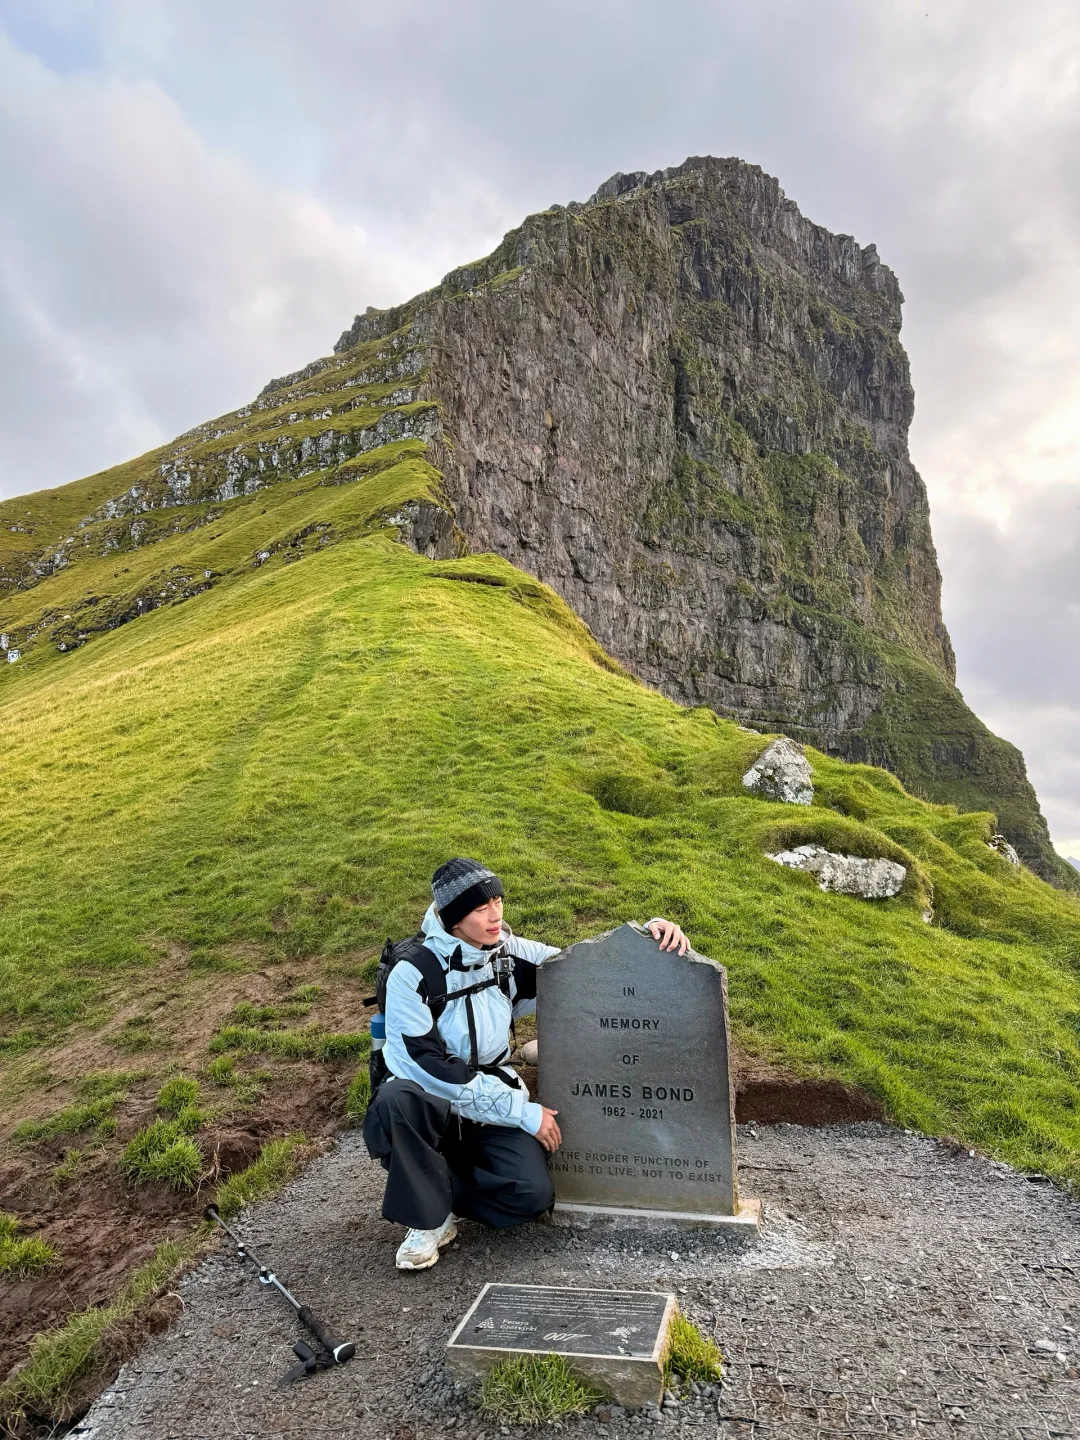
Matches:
[382,903,558,1132]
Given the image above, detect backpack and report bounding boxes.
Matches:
[364,933,517,1095]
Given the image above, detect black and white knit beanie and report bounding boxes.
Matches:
[432,857,504,933]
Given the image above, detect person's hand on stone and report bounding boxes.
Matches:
[536,1107,562,1152]
[647,919,689,954]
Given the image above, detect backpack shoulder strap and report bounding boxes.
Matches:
[395,936,448,1021]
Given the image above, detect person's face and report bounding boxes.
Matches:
[451,895,504,947]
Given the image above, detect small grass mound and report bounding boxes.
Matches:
[51,1148,84,1184]
[13,1099,115,1146]
[2,1307,113,1425]
[76,1070,145,1099]
[118,1109,205,1191]
[205,1054,265,1106]
[345,1068,371,1124]
[592,770,675,818]
[106,1017,165,1053]
[230,1000,284,1027]
[665,1312,723,1385]
[212,1133,306,1220]
[229,987,323,1027]
[155,1075,201,1114]
[209,1024,369,1062]
[478,1353,603,1425]
[206,1055,236,1084]
[0,1214,57,1279]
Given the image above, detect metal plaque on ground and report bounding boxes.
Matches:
[446,1282,676,1406]
[538,922,760,1229]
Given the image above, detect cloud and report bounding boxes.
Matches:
[0,31,472,496]
[965,689,1080,857]
[939,489,1080,852]
[1,0,1078,855]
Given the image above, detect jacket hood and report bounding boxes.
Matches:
[421,902,511,969]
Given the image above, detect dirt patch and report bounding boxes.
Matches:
[0,955,378,1417]
[729,1043,884,1125]
[0,1140,201,1382]
[734,1076,883,1125]
[0,961,370,1137]
[0,1054,354,1384]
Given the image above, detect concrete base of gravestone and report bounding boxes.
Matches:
[550,1196,762,1232]
[446,1282,676,1408]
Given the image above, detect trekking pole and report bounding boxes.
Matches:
[204,1205,356,1378]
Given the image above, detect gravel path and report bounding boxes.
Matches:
[75,1124,1079,1439]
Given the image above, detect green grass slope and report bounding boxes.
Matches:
[0,326,443,661]
[2,535,1079,1183]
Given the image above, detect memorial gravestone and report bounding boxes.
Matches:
[538,923,759,1228]
[446,1282,676,1405]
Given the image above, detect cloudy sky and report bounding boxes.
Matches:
[1,0,1078,857]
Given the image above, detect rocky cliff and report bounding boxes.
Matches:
[337,157,1071,887]
[0,156,1071,887]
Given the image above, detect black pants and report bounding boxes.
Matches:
[363,1078,554,1231]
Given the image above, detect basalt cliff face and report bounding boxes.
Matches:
[1,156,1071,887]
[338,157,1070,887]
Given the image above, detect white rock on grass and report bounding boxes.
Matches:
[742,737,813,805]
[987,833,1021,866]
[769,843,906,899]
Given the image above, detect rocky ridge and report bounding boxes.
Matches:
[338,157,1071,887]
[0,155,1071,887]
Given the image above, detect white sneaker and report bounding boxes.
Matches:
[395,1213,457,1270]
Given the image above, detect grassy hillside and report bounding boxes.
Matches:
[2,302,1072,892]
[3,533,1079,1182]
[0,326,442,661]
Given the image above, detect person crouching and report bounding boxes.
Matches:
[362,857,687,1270]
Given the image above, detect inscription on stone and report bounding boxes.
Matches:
[446,1282,676,1405]
[538,923,757,1226]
